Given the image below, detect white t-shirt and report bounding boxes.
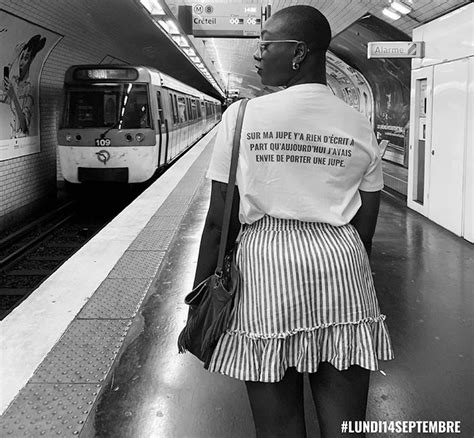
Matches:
[207,83,383,226]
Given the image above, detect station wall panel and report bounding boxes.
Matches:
[0,0,153,231]
[408,3,473,242]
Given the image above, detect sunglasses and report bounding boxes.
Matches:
[255,39,308,57]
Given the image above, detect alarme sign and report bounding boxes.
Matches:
[368,41,425,58]
[192,3,261,37]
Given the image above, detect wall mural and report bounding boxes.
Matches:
[0,10,61,161]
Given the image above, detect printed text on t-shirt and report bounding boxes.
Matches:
[246,130,355,168]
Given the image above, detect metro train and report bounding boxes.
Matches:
[58,65,221,184]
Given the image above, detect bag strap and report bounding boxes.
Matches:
[215,98,248,275]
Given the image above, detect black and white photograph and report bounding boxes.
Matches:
[0,1,472,437]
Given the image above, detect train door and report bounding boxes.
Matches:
[168,92,177,162]
[156,90,168,166]
[176,94,186,155]
[185,97,192,149]
[200,100,206,133]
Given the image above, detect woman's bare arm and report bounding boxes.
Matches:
[350,190,381,258]
[192,181,241,287]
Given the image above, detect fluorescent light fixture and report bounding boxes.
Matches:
[382,7,401,20]
[171,35,191,49]
[167,20,180,35]
[178,38,190,48]
[184,48,196,57]
[391,1,411,14]
[157,19,169,33]
[140,0,165,15]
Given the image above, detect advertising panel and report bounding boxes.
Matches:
[0,11,61,161]
[330,15,411,167]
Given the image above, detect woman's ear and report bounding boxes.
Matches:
[293,43,308,64]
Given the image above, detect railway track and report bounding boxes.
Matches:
[0,201,97,319]
[0,182,148,320]
[0,153,178,320]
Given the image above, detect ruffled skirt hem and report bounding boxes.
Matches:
[208,316,394,382]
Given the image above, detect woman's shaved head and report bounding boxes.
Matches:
[269,6,331,52]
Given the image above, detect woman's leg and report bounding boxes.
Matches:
[245,367,306,438]
[308,362,370,438]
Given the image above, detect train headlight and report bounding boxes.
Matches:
[66,134,73,142]
[125,134,133,142]
[135,133,145,142]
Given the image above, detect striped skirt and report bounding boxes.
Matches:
[207,216,394,382]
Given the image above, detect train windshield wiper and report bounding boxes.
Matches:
[100,121,119,138]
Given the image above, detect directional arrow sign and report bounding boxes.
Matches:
[368,41,425,58]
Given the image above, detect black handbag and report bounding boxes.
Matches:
[178,99,248,368]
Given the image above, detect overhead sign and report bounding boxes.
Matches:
[367,41,425,59]
[192,3,261,37]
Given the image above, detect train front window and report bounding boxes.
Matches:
[63,84,151,129]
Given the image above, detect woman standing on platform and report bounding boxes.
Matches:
[192,6,394,437]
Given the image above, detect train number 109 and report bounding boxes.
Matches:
[95,138,111,147]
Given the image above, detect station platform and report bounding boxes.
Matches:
[1,128,472,437]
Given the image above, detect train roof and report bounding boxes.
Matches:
[64,65,221,104]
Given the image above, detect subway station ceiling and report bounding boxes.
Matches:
[100,0,470,100]
[155,0,470,98]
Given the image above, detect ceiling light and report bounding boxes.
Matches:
[184,48,196,57]
[391,1,411,15]
[171,35,191,49]
[167,20,180,35]
[157,19,169,32]
[382,7,401,20]
[140,0,165,15]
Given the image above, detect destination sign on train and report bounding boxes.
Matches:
[73,68,138,81]
[367,41,425,59]
[192,3,261,37]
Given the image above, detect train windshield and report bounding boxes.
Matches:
[63,83,151,129]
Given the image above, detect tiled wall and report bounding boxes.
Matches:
[0,1,146,231]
